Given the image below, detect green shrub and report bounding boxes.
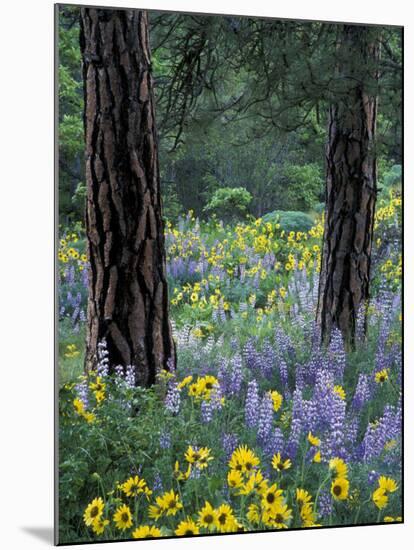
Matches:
[262,210,314,233]
[204,187,252,222]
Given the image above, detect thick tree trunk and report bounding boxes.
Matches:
[317,25,379,345]
[80,8,176,385]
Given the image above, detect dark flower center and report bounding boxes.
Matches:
[267,493,275,504]
[333,485,342,496]
[90,506,99,517]
[275,514,284,523]
[218,513,227,524]
[185,530,194,535]
[236,464,242,471]
[168,500,177,509]
[204,514,214,524]
[245,462,252,470]
[121,513,129,522]
[205,382,213,389]
[277,462,284,470]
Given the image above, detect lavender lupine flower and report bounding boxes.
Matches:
[201,400,213,423]
[75,379,89,408]
[352,373,371,411]
[263,426,285,458]
[260,340,277,379]
[114,365,124,387]
[152,471,163,493]
[327,328,346,381]
[159,431,172,450]
[279,359,289,389]
[362,404,402,462]
[257,393,274,446]
[367,470,380,486]
[243,338,260,373]
[125,365,136,388]
[245,379,260,428]
[165,381,181,414]
[285,389,303,460]
[324,392,347,460]
[222,433,238,462]
[97,339,109,377]
[227,354,243,395]
[318,491,333,518]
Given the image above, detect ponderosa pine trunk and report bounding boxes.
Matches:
[317,25,379,346]
[80,8,176,385]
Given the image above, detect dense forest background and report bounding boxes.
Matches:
[58,6,402,228]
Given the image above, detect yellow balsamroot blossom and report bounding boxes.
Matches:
[175,517,200,536]
[178,374,193,390]
[89,376,105,393]
[188,375,219,400]
[184,446,213,470]
[333,385,346,401]
[269,390,283,412]
[173,461,191,481]
[238,469,268,496]
[198,501,218,531]
[301,503,320,527]
[94,390,105,404]
[313,450,322,463]
[159,490,183,516]
[262,503,292,529]
[228,445,260,475]
[375,369,389,384]
[216,503,238,533]
[296,488,312,507]
[148,504,163,520]
[271,452,292,472]
[379,476,398,493]
[73,397,85,416]
[373,488,388,509]
[113,504,133,530]
[384,516,402,522]
[247,503,261,524]
[307,432,321,447]
[91,517,109,535]
[227,469,244,489]
[373,475,398,509]
[132,525,162,539]
[121,475,152,499]
[329,457,348,479]
[331,477,350,501]
[83,497,105,526]
[261,483,284,511]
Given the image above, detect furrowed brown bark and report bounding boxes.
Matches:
[80,8,176,385]
[317,25,379,346]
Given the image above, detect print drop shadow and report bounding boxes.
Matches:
[21,526,54,544]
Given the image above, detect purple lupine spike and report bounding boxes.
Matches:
[245,379,260,428]
[165,381,181,415]
[222,433,239,462]
[318,491,333,518]
[352,374,371,411]
[285,388,303,460]
[257,392,274,446]
[201,400,213,423]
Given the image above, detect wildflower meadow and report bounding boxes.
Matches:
[58,191,402,543]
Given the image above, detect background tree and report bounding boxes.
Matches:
[80,8,175,384]
[316,25,381,345]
